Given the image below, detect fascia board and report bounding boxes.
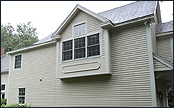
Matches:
[6,41,56,55]
[156,31,173,37]
[52,4,109,37]
[100,14,155,29]
[153,53,173,69]
[113,14,155,28]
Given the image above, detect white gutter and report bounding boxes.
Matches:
[156,31,173,37]
[6,41,56,55]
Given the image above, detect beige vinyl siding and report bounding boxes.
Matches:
[8,43,57,107]
[153,58,168,69]
[1,73,8,98]
[109,24,152,106]
[59,10,105,63]
[157,36,172,62]
[8,24,153,107]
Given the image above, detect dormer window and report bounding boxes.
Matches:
[74,23,86,36]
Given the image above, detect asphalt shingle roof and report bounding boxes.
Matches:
[33,33,53,45]
[1,54,10,72]
[98,1,157,24]
[156,20,173,34]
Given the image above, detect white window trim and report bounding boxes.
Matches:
[61,30,102,64]
[13,53,23,70]
[72,21,87,38]
[17,87,26,105]
[1,83,6,99]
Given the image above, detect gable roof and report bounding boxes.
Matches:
[38,1,159,43]
[1,54,10,72]
[51,4,109,38]
[156,20,173,34]
[98,1,157,24]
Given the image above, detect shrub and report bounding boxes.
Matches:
[1,103,33,107]
[1,99,7,105]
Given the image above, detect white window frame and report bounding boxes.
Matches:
[13,53,23,70]
[72,21,87,38]
[17,87,26,105]
[1,83,6,99]
[61,31,102,63]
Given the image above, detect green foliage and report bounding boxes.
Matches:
[1,99,7,105]
[167,87,173,107]
[1,21,39,53]
[1,103,33,107]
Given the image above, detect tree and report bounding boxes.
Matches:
[1,21,39,53]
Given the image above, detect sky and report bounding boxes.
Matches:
[1,1,173,40]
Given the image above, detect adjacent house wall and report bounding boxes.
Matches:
[1,73,8,99]
[8,43,57,107]
[156,35,172,62]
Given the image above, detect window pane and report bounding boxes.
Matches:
[1,93,5,99]
[75,48,85,59]
[74,23,86,36]
[1,85,5,90]
[15,55,22,69]
[63,50,72,61]
[19,88,25,95]
[63,40,72,51]
[19,97,25,104]
[88,45,100,57]
[87,34,99,46]
[74,37,85,48]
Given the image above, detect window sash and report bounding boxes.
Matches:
[18,88,25,104]
[14,55,22,69]
[74,23,86,36]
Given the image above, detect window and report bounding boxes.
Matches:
[62,40,72,61]
[74,37,85,59]
[74,23,86,36]
[1,84,5,99]
[62,33,100,61]
[1,84,5,90]
[87,34,100,57]
[14,54,22,69]
[18,88,25,104]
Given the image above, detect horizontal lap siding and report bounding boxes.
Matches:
[53,24,152,107]
[157,37,172,62]
[8,44,57,107]
[109,25,152,106]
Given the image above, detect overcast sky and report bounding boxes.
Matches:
[1,1,173,40]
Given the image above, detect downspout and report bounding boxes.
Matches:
[145,20,157,107]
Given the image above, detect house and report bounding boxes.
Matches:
[4,1,173,107]
[1,47,10,99]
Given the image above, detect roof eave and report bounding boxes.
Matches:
[156,31,173,37]
[100,14,155,29]
[6,41,56,55]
